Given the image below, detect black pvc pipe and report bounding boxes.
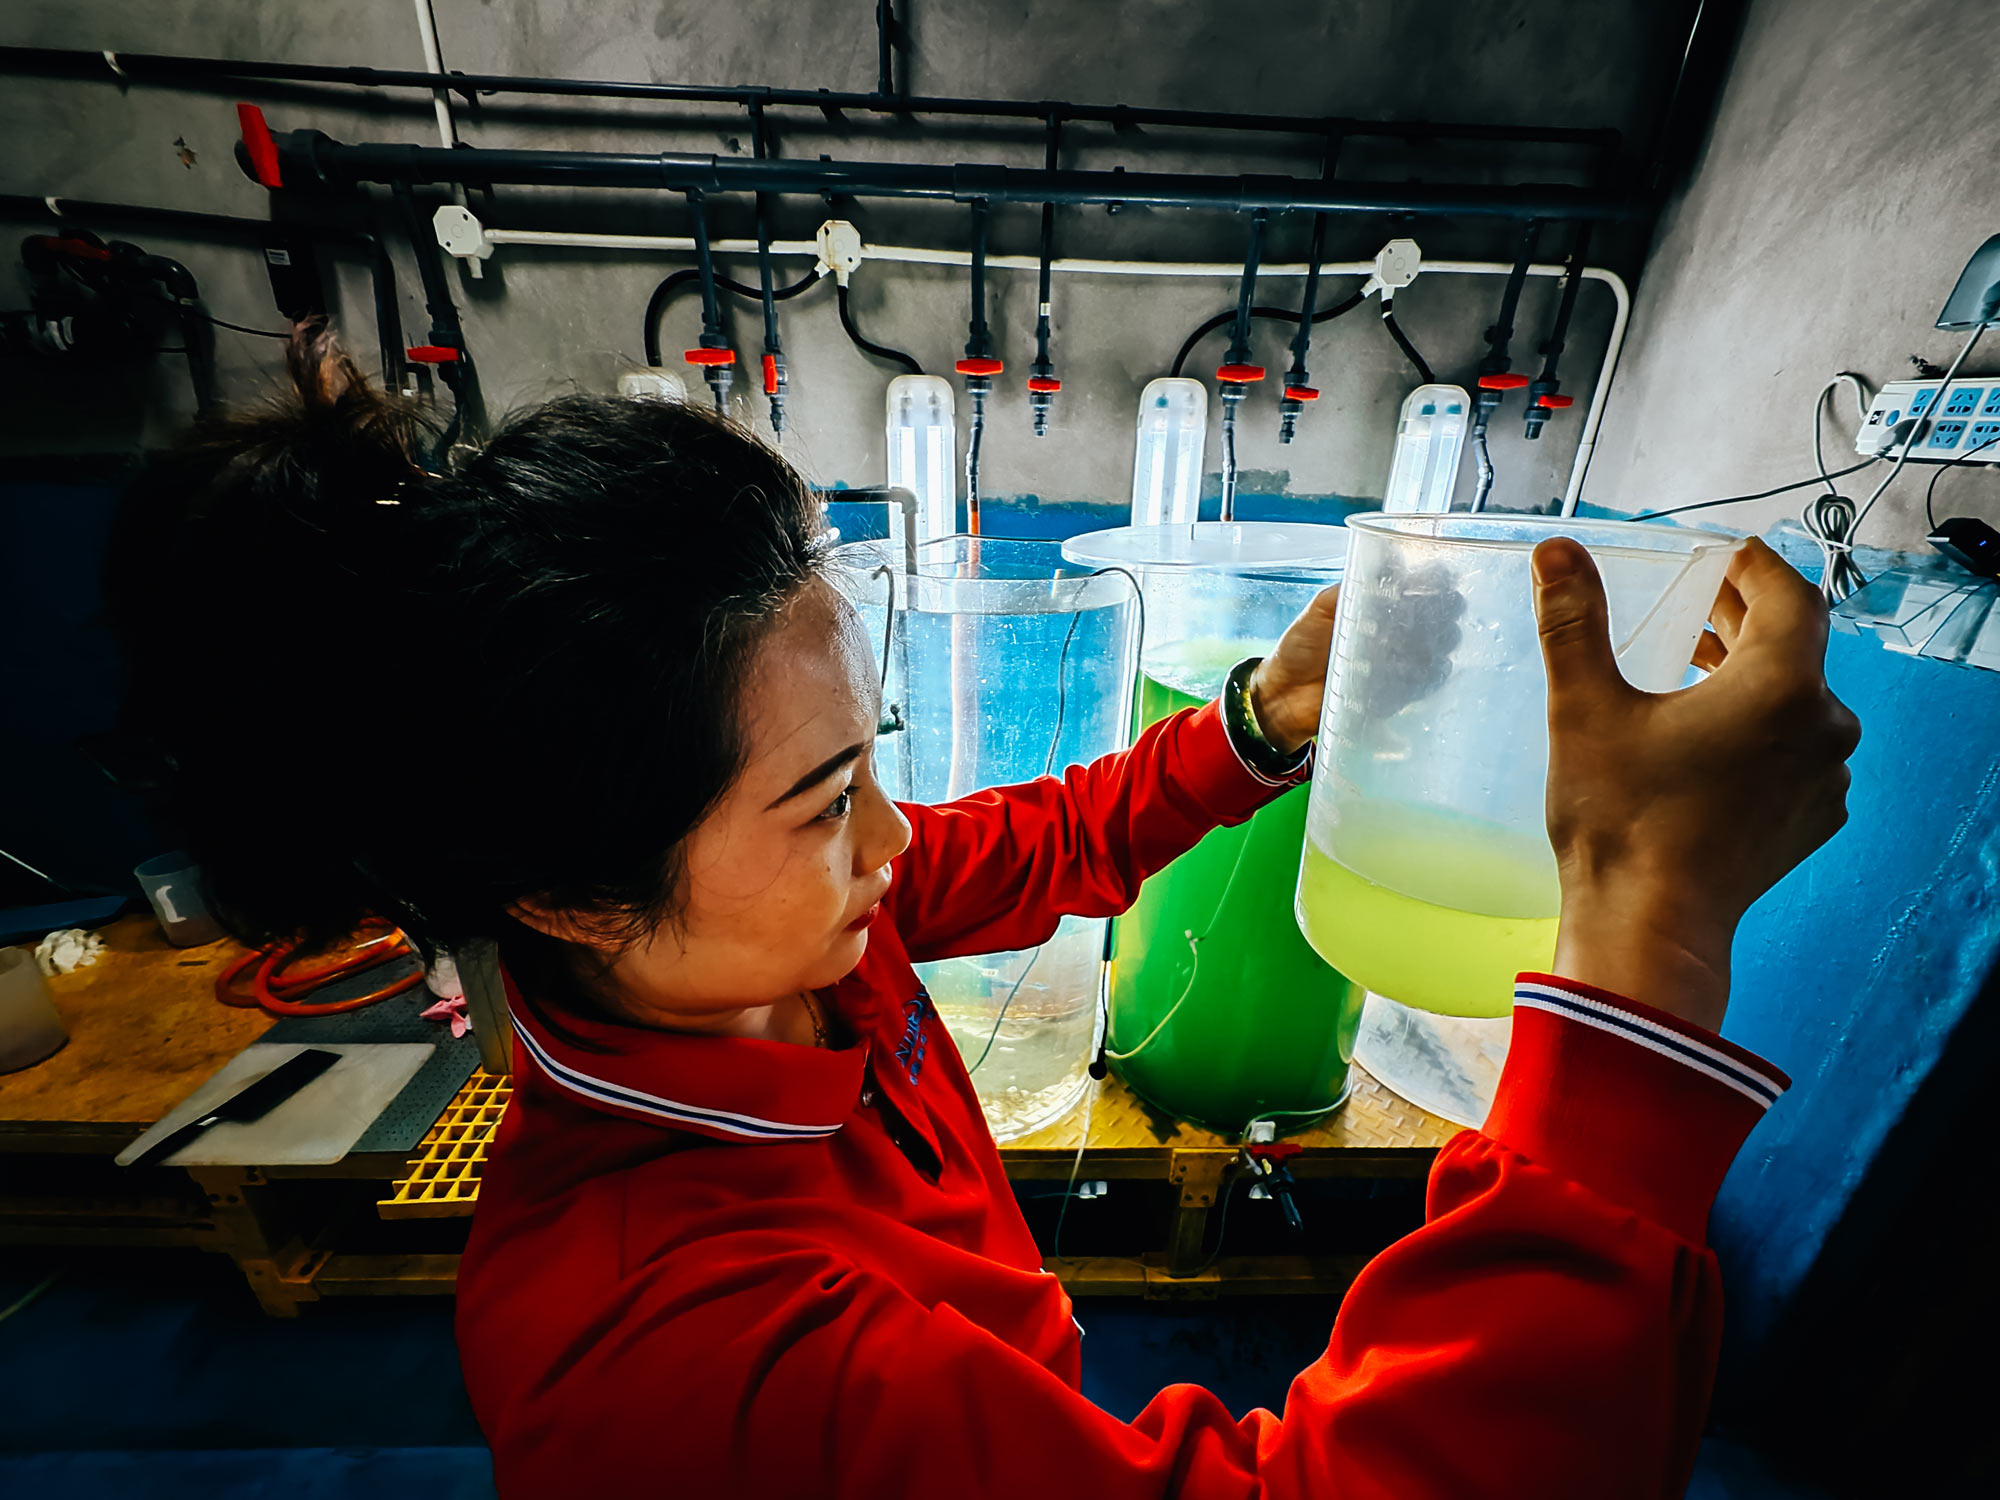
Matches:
[1481,219,1543,371]
[0,46,1621,150]
[876,0,897,99]
[263,132,1639,220]
[1536,221,1592,380]
[964,199,991,361]
[1225,210,1269,365]
[1033,114,1059,369]
[1287,137,1342,380]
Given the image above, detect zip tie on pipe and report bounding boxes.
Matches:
[102,50,127,80]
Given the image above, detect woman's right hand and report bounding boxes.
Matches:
[1531,536,1861,1033]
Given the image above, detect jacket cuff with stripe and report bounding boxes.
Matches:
[1485,974,1791,1245]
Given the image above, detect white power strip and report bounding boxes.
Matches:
[1855,378,2000,463]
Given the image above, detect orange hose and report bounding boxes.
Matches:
[214,921,425,1017]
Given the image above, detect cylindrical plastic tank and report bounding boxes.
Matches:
[832,537,1140,1142]
[1060,522,1364,1136]
[1297,514,1740,1019]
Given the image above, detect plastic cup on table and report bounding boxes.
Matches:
[0,946,68,1073]
[134,852,225,947]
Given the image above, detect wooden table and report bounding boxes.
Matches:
[0,916,266,1153]
[4,918,1461,1311]
[0,916,446,1314]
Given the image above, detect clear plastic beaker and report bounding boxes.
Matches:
[1297,513,1740,1018]
[832,537,1140,1142]
[1061,522,1364,1135]
[0,946,68,1074]
[134,852,224,948]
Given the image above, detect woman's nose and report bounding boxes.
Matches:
[859,781,912,871]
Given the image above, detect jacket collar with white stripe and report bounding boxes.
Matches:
[502,964,871,1145]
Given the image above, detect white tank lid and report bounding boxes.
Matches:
[1062,520,1350,571]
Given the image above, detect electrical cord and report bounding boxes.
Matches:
[642,265,821,367]
[1169,290,1365,378]
[1803,491,1868,602]
[1631,456,1884,521]
[836,282,922,374]
[192,309,290,339]
[1049,1076,1096,1259]
[1812,372,1875,491]
[1925,431,2000,531]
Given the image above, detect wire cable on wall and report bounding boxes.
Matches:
[1169,291,1365,378]
[1379,298,1433,385]
[642,265,821,368]
[835,282,922,374]
[193,309,290,339]
[1631,457,1884,522]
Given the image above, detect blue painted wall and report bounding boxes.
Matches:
[1713,628,2000,1376]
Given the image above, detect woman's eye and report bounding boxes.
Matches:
[817,788,853,822]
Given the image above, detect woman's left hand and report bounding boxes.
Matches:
[1247,586,1341,756]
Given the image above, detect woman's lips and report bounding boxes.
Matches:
[846,902,882,933]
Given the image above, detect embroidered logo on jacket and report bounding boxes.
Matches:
[895,987,934,1084]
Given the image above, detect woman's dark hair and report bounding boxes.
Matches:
[107,323,826,956]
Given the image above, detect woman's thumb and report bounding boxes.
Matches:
[1532,538,1622,710]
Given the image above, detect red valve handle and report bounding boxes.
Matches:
[763,354,780,395]
[1026,376,1062,393]
[28,235,113,262]
[1534,394,1576,409]
[1478,372,1531,390]
[236,102,282,188]
[1216,363,1266,384]
[406,345,459,364]
[1283,386,1320,402]
[685,347,736,367]
[1246,1141,1305,1164]
[956,357,1004,377]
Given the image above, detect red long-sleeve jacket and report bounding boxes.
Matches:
[455,701,1790,1499]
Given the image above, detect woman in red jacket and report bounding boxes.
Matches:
[116,327,1858,1499]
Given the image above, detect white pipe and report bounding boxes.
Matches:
[411,0,481,278]
[482,228,821,257]
[448,221,1630,511]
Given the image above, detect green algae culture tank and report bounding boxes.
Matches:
[1061,523,1364,1135]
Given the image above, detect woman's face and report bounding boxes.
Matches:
[592,576,912,1020]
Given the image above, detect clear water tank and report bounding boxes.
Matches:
[832,537,1140,1141]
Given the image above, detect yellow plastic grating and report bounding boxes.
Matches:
[378,1069,513,1220]
[377,1062,1458,1219]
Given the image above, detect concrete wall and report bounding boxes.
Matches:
[0,0,1688,516]
[1586,0,2000,550]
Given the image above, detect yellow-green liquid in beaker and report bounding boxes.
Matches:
[1107,643,1366,1134]
[1294,817,1559,1019]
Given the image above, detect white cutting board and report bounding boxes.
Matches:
[116,1042,434,1167]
